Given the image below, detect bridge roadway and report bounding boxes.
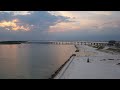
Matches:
[49,41,108,46]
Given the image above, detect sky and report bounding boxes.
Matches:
[0,11,120,41]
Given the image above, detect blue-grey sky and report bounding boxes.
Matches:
[0,11,120,41]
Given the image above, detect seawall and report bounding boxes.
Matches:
[49,45,78,79]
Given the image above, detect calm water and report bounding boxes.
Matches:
[0,44,75,79]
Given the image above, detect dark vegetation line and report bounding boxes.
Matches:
[0,41,27,44]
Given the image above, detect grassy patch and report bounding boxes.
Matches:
[75,50,79,52]
[106,48,120,52]
[92,45,104,50]
[97,46,105,50]
[92,45,99,48]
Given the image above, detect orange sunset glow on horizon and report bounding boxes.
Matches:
[0,19,30,31]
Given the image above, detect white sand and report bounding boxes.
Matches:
[54,45,120,79]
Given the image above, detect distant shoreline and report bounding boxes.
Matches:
[0,41,27,44]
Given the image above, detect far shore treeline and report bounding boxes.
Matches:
[0,41,27,44]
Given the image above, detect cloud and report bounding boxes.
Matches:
[0,11,120,41]
[92,20,120,30]
[90,11,112,15]
[48,11,120,41]
[0,19,30,31]
[13,11,70,31]
[13,11,32,16]
[49,22,81,32]
[0,11,70,31]
[0,11,70,40]
[0,11,32,16]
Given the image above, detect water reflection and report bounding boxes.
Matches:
[0,44,75,79]
[25,44,75,78]
[0,45,19,78]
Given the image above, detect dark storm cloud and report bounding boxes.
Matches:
[0,11,70,31]
[14,11,70,31]
[0,11,70,40]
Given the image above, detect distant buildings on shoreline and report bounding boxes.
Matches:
[108,40,120,47]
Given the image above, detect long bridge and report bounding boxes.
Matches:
[49,41,108,45]
[27,40,108,46]
[46,41,108,46]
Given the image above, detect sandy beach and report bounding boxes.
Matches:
[54,45,120,79]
